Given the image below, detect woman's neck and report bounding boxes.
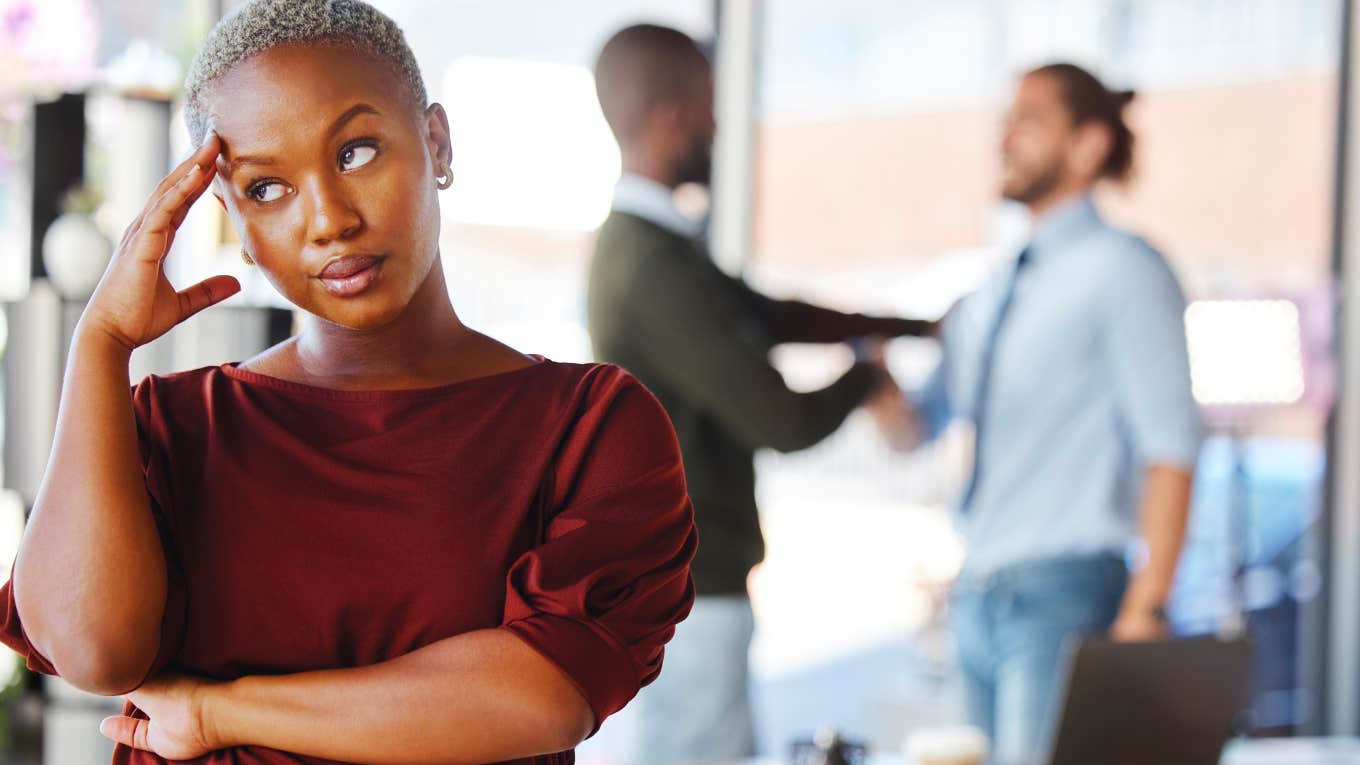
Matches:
[290,259,480,387]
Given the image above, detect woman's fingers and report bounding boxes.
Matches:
[176,274,242,322]
[127,162,217,264]
[168,158,222,233]
[99,716,151,751]
[119,134,222,255]
[169,173,213,231]
[150,133,221,206]
[80,133,230,350]
[147,160,215,234]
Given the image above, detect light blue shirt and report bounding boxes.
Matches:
[918,197,1204,578]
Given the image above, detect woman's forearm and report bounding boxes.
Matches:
[13,327,167,694]
[209,628,595,764]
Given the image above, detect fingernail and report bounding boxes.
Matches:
[188,164,201,175]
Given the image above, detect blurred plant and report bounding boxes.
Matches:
[0,657,28,752]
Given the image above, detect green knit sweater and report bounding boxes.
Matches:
[587,212,931,595]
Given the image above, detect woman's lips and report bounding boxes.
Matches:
[317,255,384,298]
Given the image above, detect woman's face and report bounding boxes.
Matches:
[205,44,450,330]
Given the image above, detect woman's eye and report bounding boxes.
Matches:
[340,144,377,171]
[248,182,289,203]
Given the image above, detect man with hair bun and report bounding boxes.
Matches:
[872,62,1203,764]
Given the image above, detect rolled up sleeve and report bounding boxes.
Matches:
[501,369,697,734]
[1104,243,1205,469]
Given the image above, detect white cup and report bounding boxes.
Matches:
[904,725,989,765]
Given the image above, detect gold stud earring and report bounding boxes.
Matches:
[240,248,255,265]
[435,164,454,190]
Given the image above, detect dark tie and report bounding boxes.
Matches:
[959,248,1030,514]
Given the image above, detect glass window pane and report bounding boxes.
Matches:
[754,0,1342,749]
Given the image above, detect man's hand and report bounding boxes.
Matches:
[850,336,887,366]
[1110,606,1171,642]
[864,378,920,452]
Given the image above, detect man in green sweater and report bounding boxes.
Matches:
[589,24,935,764]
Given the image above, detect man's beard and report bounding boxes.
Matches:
[674,136,712,187]
[1002,158,1063,205]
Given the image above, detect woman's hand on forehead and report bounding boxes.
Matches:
[76,133,241,352]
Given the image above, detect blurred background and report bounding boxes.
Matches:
[0,0,1357,763]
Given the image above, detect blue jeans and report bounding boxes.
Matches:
[951,554,1127,765]
[621,595,756,765]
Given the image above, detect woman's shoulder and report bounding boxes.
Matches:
[132,363,234,400]
[543,360,665,413]
[537,361,684,505]
[128,364,240,440]
[544,360,678,450]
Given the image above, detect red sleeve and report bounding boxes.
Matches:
[501,367,697,734]
[0,377,188,683]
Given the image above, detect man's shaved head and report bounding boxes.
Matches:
[594,24,710,145]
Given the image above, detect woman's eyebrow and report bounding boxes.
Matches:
[226,153,276,174]
[327,103,381,139]
[222,104,382,175]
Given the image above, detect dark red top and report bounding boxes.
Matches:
[0,358,697,765]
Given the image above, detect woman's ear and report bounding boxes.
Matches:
[424,103,453,170]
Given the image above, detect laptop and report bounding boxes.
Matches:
[1043,635,1253,765]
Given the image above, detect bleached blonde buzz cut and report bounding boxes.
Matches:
[183,0,428,144]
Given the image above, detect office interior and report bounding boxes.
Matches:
[0,0,1357,763]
